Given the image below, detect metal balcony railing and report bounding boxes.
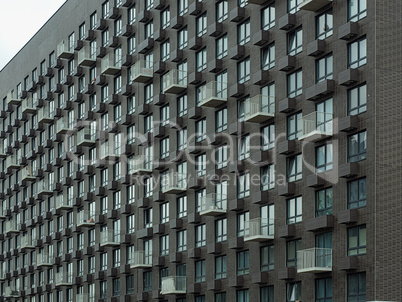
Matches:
[130,251,153,268]
[244,218,275,242]
[101,53,122,75]
[100,229,120,246]
[244,95,275,123]
[131,60,153,83]
[77,211,96,227]
[161,173,187,194]
[160,276,186,295]
[199,193,227,216]
[163,69,187,94]
[298,112,333,142]
[199,81,227,107]
[297,248,333,273]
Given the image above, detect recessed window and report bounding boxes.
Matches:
[347,272,366,301]
[128,5,136,24]
[348,37,367,68]
[196,154,206,177]
[161,8,170,29]
[196,119,206,142]
[286,239,301,267]
[348,131,367,162]
[195,224,206,247]
[287,27,302,56]
[159,235,169,256]
[216,108,227,132]
[215,255,227,279]
[237,211,249,237]
[287,154,302,182]
[316,54,333,83]
[261,164,275,191]
[238,19,250,45]
[90,12,97,29]
[216,34,228,59]
[178,27,188,50]
[160,202,169,224]
[316,277,332,302]
[316,10,333,40]
[348,178,366,209]
[160,40,170,62]
[143,271,152,292]
[195,260,206,282]
[287,69,302,97]
[238,135,250,160]
[177,196,187,218]
[178,0,188,16]
[286,282,302,302]
[287,112,302,140]
[262,124,275,150]
[287,196,302,224]
[177,128,187,150]
[215,218,227,242]
[145,22,154,39]
[348,0,367,22]
[177,229,187,251]
[237,57,250,84]
[215,144,228,169]
[237,250,249,275]
[197,13,207,37]
[348,84,367,116]
[216,1,228,23]
[316,143,333,172]
[261,245,274,271]
[262,4,275,30]
[262,43,275,70]
[196,48,207,72]
[348,225,366,256]
[114,18,122,36]
[145,0,154,10]
[288,0,301,13]
[238,0,248,7]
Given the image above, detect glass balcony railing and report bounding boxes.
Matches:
[22,97,36,114]
[77,128,96,146]
[21,234,35,249]
[130,251,153,268]
[298,112,333,142]
[297,248,333,273]
[199,81,227,107]
[77,210,96,227]
[131,60,153,83]
[100,229,120,246]
[244,218,275,242]
[299,0,333,11]
[244,95,275,123]
[55,195,73,210]
[56,117,74,134]
[55,272,73,286]
[21,167,36,181]
[161,173,187,194]
[57,40,75,59]
[37,253,53,266]
[4,287,20,298]
[101,53,122,75]
[130,155,153,175]
[6,155,19,169]
[77,293,94,302]
[78,46,97,67]
[7,91,21,105]
[6,220,18,233]
[160,276,186,295]
[199,194,227,216]
[37,179,52,195]
[37,106,53,123]
[163,69,187,94]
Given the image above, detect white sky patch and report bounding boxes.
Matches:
[0,0,66,70]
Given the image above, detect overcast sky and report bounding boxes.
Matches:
[0,0,66,71]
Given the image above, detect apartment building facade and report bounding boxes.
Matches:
[0,0,401,301]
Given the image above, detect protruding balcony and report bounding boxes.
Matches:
[163,70,187,94]
[0,142,5,158]
[297,248,332,273]
[161,173,187,194]
[55,272,73,287]
[21,167,36,181]
[244,218,274,242]
[131,60,153,83]
[77,294,93,302]
[199,81,227,107]
[22,97,36,114]
[100,229,121,247]
[57,40,75,59]
[37,105,53,123]
[130,155,153,175]
[37,179,52,195]
[7,91,21,105]
[6,155,19,169]
[0,270,6,280]
[299,0,332,11]
[55,195,73,210]
[4,287,20,298]
[77,210,96,227]
[100,143,119,160]
[77,127,96,146]
[6,220,18,233]
[101,53,122,75]
[244,95,275,123]
[298,112,333,142]
[37,253,53,266]
[78,46,97,67]
[160,276,186,295]
[199,194,227,216]
[21,234,35,250]
[130,251,153,268]
[56,117,74,134]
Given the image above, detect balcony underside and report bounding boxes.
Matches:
[164,84,187,94]
[244,234,274,242]
[245,112,274,123]
[200,97,226,108]
[298,130,332,142]
[132,73,153,83]
[200,208,226,216]
[79,58,96,67]
[298,266,332,273]
[162,187,187,194]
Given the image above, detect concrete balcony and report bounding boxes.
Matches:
[0,142,6,158]
[78,46,97,67]
[7,91,21,105]
[6,220,18,233]
[297,248,332,273]
[37,253,53,266]
[55,272,73,287]
[298,112,333,142]
[161,173,187,194]
[199,81,227,107]
[55,195,73,210]
[22,97,36,114]
[130,251,153,268]
[100,143,119,160]
[6,155,19,169]
[37,106,53,123]
[131,60,153,83]
[244,218,274,242]
[21,234,35,250]
[130,155,153,175]
[37,179,52,195]
[163,70,187,94]
[77,127,96,146]
[160,276,186,295]
[56,117,74,134]
[244,94,275,123]
[100,229,121,247]
[57,40,75,59]
[199,194,227,216]
[77,210,96,227]
[4,287,20,298]
[299,0,332,11]
[101,53,122,75]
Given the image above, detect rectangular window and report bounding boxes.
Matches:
[215,218,227,242]
[287,196,302,224]
[161,8,170,29]
[215,108,227,132]
[215,145,227,169]
[216,34,228,59]
[286,282,302,302]
[197,13,207,37]
[178,0,188,16]
[261,164,275,191]
[316,187,333,216]
[195,224,206,247]
[237,57,250,84]
[348,84,367,116]
[316,143,333,172]
[160,40,170,62]
[288,27,302,55]
[126,275,134,294]
[348,225,366,256]
[316,10,333,40]
[215,255,227,279]
[347,272,366,301]
[237,250,249,275]
[159,235,169,256]
[195,260,206,282]
[348,131,367,162]
[238,19,250,45]
[348,178,366,209]
[160,202,169,224]
[316,54,333,83]
[316,277,332,302]
[237,173,250,199]
[177,196,187,218]
[177,95,187,117]
[143,271,152,292]
[348,37,367,68]
[177,230,187,252]
[287,69,302,97]
[262,43,275,70]
[262,124,275,150]
[287,154,302,182]
[237,212,249,237]
[196,154,206,177]
[196,119,206,142]
[261,245,274,271]
[177,128,187,150]
[196,48,207,72]
[238,135,250,160]
[178,27,188,50]
[127,215,135,234]
[348,0,367,22]
[262,4,275,30]
[287,239,301,267]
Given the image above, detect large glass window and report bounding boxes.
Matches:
[237,250,249,275]
[348,131,367,162]
[197,13,207,37]
[215,218,227,242]
[216,1,228,22]
[316,277,332,302]
[287,112,302,140]
[262,4,275,30]
[348,178,366,209]
[195,224,206,247]
[216,34,228,59]
[348,225,366,256]
[261,245,274,271]
[261,165,275,191]
[347,272,366,301]
[288,28,302,55]
[287,154,302,182]
[262,124,275,150]
[348,37,367,68]
[237,58,250,84]
[215,255,226,279]
[316,143,333,172]
[237,289,249,302]
[348,0,367,22]
[237,173,250,198]
[196,48,207,72]
[238,19,250,45]
[316,54,333,83]
[287,282,302,302]
[348,84,367,116]
[262,43,275,70]
[288,0,301,14]
[195,260,205,282]
[287,69,302,97]
[238,135,250,160]
[287,196,302,224]
[316,187,333,216]
[316,10,333,40]
[286,240,301,267]
[178,27,188,50]
[215,145,227,169]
